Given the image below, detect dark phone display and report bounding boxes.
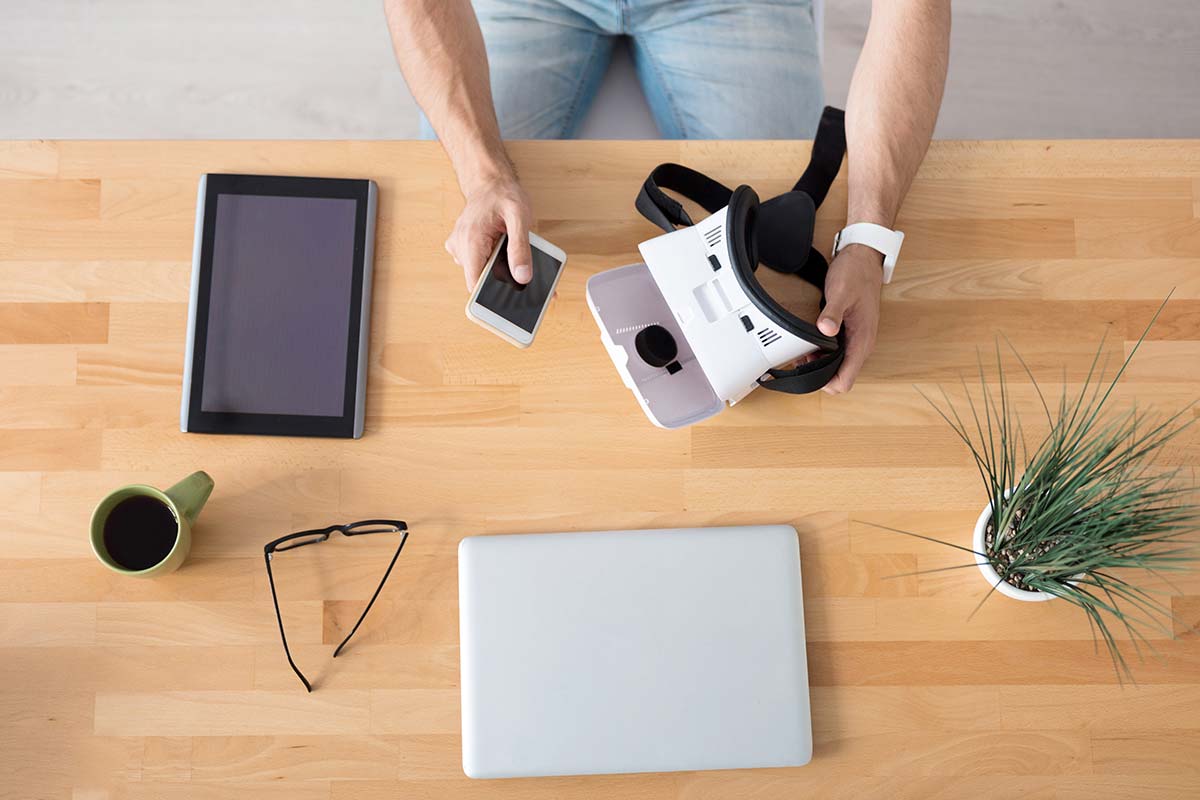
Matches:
[200,193,357,417]
[475,237,563,333]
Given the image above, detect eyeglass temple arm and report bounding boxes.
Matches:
[333,531,409,659]
[265,552,313,693]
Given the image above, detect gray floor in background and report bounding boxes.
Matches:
[2,0,1198,140]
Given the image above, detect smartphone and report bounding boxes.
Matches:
[465,231,567,348]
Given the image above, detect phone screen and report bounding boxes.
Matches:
[474,236,563,333]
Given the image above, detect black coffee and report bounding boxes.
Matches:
[102,495,179,571]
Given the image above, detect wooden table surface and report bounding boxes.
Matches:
[2,139,1199,800]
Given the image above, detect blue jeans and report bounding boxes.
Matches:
[422,0,823,140]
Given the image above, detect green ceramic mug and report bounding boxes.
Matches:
[89,471,214,577]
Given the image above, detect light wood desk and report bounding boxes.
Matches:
[1,140,1199,800]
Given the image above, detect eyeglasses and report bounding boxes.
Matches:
[264,519,409,692]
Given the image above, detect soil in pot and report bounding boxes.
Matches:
[982,506,1060,593]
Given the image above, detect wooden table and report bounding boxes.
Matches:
[2,139,1199,800]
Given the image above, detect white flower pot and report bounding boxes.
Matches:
[972,500,1056,602]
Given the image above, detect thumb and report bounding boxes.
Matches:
[817,300,845,337]
[504,209,533,285]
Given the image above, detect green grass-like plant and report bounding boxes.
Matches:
[880,299,1198,682]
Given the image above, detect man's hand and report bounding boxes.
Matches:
[824,0,948,393]
[384,0,533,291]
[816,244,884,394]
[446,174,534,291]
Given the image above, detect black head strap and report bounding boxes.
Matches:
[636,163,733,233]
[793,106,845,207]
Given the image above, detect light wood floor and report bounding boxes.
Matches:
[2,0,1198,139]
[1,139,1199,799]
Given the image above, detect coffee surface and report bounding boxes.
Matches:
[102,495,178,571]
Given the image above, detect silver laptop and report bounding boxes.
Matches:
[458,525,812,778]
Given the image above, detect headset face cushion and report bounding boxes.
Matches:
[726,185,837,351]
[756,191,816,275]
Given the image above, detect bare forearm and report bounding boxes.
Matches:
[383,0,512,193]
[845,0,950,227]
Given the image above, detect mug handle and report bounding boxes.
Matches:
[164,471,214,525]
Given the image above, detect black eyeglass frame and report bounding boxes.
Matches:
[264,519,409,692]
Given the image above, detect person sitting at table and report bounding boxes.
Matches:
[384,0,950,394]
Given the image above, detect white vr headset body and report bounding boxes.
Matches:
[588,205,824,428]
[587,107,849,428]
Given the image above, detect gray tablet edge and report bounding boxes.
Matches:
[180,174,207,432]
[353,181,378,439]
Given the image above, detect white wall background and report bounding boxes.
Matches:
[1,0,1197,139]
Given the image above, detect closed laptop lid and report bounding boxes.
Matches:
[458,525,812,778]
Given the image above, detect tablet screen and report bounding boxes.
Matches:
[200,193,357,417]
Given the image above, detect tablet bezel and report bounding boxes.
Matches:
[181,173,375,439]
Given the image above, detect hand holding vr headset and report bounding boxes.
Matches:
[385,0,949,389]
[816,243,884,395]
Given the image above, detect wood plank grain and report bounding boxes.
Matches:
[0,557,256,603]
[0,141,58,178]
[685,468,982,513]
[98,427,690,472]
[808,730,1091,775]
[0,302,108,344]
[0,429,101,470]
[95,601,322,648]
[1000,685,1200,731]
[0,471,41,513]
[1077,217,1200,258]
[0,344,76,385]
[77,343,183,385]
[0,178,99,220]
[1123,340,1200,380]
[895,177,1195,221]
[692,427,973,468]
[104,302,187,345]
[0,385,177,429]
[332,776,680,800]
[811,686,1002,736]
[140,736,193,782]
[1091,731,1200,775]
[94,690,371,736]
[96,783,333,800]
[365,385,521,427]
[252,644,459,691]
[1173,596,1200,638]
[0,645,255,692]
[807,640,1200,686]
[802,554,919,598]
[0,602,96,646]
[0,261,189,303]
[6,218,192,260]
[189,735,400,782]
[887,257,1200,302]
[368,689,460,734]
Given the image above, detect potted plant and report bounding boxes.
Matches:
[884,300,1198,681]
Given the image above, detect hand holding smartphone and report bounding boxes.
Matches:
[465,232,567,348]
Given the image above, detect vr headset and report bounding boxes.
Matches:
[586,106,848,428]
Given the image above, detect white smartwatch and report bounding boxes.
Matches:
[832,222,905,284]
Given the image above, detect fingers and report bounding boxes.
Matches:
[817,297,846,337]
[447,179,534,292]
[823,317,877,395]
[503,204,533,284]
[449,234,494,292]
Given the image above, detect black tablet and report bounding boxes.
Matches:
[181,174,377,438]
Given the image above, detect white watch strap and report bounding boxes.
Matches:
[832,222,905,284]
